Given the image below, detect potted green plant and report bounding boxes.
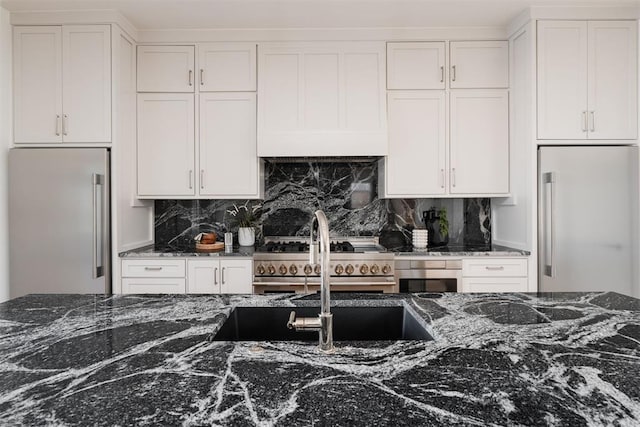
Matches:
[227,202,261,247]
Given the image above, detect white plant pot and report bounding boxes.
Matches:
[238,227,255,247]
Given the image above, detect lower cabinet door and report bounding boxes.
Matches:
[187,260,221,294]
[461,277,528,293]
[122,278,186,294]
[220,259,253,294]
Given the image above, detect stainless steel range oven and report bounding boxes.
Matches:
[252,237,396,294]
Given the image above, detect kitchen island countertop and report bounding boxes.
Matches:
[0,291,638,426]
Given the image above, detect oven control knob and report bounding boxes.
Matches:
[256,264,266,275]
[334,264,344,275]
[303,264,313,275]
[314,265,321,275]
[267,264,276,275]
[381,264,392,274]
[345,264,354,275]
[279,264,288,275]
[370,264,380,274]
[289,264,298,275]
[360,264,369,275]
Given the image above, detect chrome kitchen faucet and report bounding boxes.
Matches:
[286,210,334,352]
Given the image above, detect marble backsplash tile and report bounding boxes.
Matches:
[154,161,491,249]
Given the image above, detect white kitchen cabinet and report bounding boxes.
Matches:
[187,259,252,294]
[257,42,387,156]
[137,93,195,197]
[449,41,509,89]
[449,90,509,195]
[537,20,637,140]
[13,25,111,144]
[121,259,187,294]
[386,42,445,90]
[137,45,195,92]
[198,43,256,91]
[382,90,446,197]
[461,258,528,293]
[199,92,262,198]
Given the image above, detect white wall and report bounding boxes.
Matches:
[0,7,11,302]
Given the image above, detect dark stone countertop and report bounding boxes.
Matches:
[1,292,638,425]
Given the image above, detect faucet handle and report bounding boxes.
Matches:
[309,242,319,265]
[287,311,297,329]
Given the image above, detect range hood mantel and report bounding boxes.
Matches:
[262,156,382,164]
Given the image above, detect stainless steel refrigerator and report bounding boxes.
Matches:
[9,148,111,298]
[538,146,638,295]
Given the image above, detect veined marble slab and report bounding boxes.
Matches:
[0,292,638,425]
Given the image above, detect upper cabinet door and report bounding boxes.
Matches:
[13,26,63,143]
[137,46,195,92]
[62,25,111,143]
[449,41,509,88]
[537,21,588,139]
[384,90,446,197]
[587,21,638,140]
[386,42,445,89]
[198,43,256,91]
[450,90,509,195]
[199,92,261,198]
[137,93,195,197]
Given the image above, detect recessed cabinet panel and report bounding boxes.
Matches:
[220,259,253,294]
[386,42,445,90]
[450,90,509,195]
[587,21,638,140]
[384,91,446,197]
[449,41,509,88]
[345,52,384,130]
[198,43,257,91]
[62,25,111,143]
[537,21,589,139]
[187,260,220,294]
[304,53,340,129]
[137,45,195,92]
[13,26,62,143]
[199,93,261,198]
[260,52,300,132]
[137,93,195,197]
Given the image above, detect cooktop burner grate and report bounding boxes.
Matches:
[257,241,356,253]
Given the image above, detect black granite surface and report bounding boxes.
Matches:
[2,292,638,426]
[154,161,491,249]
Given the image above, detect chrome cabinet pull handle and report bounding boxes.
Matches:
[200,170,204,189]
[55,115,61,136]
[189,170,193,189]
[440,66,444,83]
[221,267,225,285]
[451,168,456,187]
[214,267,218,285]
[188,70,193,86]
[144,266,162,271]
[582,111,587,132]
[452,65,456,82]
[200,69,204,85]
[590,111,595,132]
[62,114,68,136]
[485,266,505,271]
[440,169,445,188]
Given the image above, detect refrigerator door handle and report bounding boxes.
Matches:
[543,172,556,277]
[92,173,105,279]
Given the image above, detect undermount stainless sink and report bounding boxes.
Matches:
[212,306,433,342]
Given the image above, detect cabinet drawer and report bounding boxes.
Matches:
[461,277,528,293]
[462,259,527,277]
[122,259,186,278]
[122,278,186,294]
